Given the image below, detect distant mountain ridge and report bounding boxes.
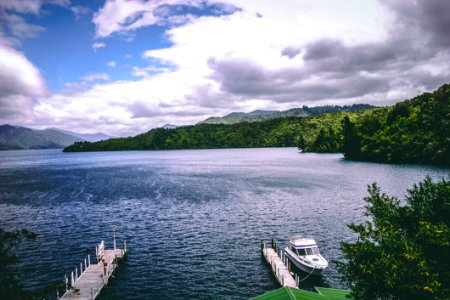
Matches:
[199,104,376,124]
[0,125,82,150]
[0,125,113,150]
[49,128,113,142]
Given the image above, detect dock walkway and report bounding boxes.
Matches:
[60,241,127,299]
[262,241,298,288]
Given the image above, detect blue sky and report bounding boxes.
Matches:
[1,0,450,136]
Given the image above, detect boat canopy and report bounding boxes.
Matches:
[289,237,318,249]
[290,242,318,249]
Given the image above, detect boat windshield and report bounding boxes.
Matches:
[296,248,306,256]
[305,247,320,255]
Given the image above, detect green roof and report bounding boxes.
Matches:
[251,287,352,300]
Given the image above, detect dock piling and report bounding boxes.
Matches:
[262,239,297,288]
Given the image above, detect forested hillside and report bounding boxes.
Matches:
[304,83,449,165]
[64,84,450,166]
[341,84,450,165]
[63,109,376,152]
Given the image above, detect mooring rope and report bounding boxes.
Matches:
[298,265,316,283]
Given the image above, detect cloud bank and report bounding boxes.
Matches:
[1,0,450,136]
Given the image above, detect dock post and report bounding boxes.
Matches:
[71,271,74,286]
[124,239,127,253]
[85,258,87,270]
[65,273,68,293]
[112,225,117,251]
[57,288,59,299]
[271,239,274,249]
[88,254,91,266]
[80,262,83,274]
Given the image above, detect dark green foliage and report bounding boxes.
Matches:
[0,229,36,299]
[338,178,450,299]
[346,84,450,165]
[303,126,341,153]
[341,116,361,158]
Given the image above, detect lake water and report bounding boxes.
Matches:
[0,148,448,299]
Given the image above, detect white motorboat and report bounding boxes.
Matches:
[284,235,328,275]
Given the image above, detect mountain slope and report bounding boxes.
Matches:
[49,128,113,142]
[0,125,83,150]
[198,104,375,124]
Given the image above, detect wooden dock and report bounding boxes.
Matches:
[261,240,299,288]
[59,241,127,299]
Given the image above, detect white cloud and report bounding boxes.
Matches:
[0,0,70,14]
[27,0,405,135]
[80,73,110,82]
[0,0,42,14]
[131,65,171,77]
[107,61,117,67]
[71,5,90,19]
[0,40,46,119]
[6,0,450,137]
[0,12,45,41]
[92,0,204,38]
[92,42,106,51]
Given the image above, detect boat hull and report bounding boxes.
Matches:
[284,248,324,276]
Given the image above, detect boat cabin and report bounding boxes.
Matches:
[289,237,321,256]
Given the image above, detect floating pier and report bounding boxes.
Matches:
[261,240,299,288]
[59,240,127,299]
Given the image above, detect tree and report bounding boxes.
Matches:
[338,177,450,299]
[297,135,306,151]
[341,116,360,159]
[0,229,37,299]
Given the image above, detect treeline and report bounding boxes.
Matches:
[64,83,449,166]
[63,109,372,152]
[200,103,375,124]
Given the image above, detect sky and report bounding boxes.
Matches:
[1,0,449,136]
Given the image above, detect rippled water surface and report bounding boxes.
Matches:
[0,148,448,299]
